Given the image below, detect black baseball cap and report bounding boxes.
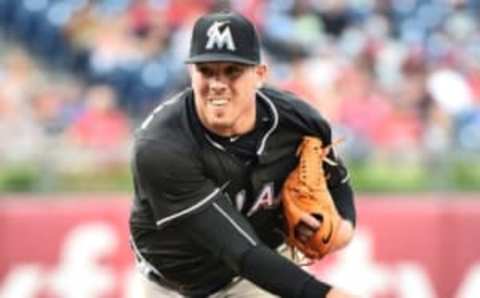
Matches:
[185,11,261,65]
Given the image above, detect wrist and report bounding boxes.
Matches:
[331,220,354,252]
[326,287,360,298]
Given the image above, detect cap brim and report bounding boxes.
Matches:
[185,53,258,65]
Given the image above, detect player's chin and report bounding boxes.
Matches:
[207,112,233,127]
[210,120,233,132]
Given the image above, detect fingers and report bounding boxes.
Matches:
[295,214,322,243]
[300,213,321,229]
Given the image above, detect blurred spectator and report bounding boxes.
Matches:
[66,84,130,153]
[31,87,65,136]
[336,56,390,146]
[456,107,480,151]
[427,67,474,116]
[315,0,351,37]
[55,84,131,171]
[280,57,317,107]
[261,0,323,61]
[165,0,214,28]
[0,48,45,162]
[371,101,423,158]
[0,89,44,163]
[0,48,42,103]
[87,15,144,75]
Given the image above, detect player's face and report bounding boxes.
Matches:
[190,62,267,137]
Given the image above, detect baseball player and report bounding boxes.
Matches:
[129,11,358,298]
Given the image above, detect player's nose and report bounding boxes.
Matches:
[208,77,228,93]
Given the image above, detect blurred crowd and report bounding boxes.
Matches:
[0,0,479,171]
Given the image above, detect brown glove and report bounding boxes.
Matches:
[281,136,341,259]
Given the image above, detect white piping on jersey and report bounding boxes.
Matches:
[256,90,279,155]
[341,172,351,184]
[156,188,221,228]
[204,133,226,151]
[213,202,258,246]
[129,236,164,277]
[330,147,350,184]
[140,90,185,130]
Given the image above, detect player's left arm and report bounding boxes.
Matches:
[278,92,356,254]
[323,144,356,252]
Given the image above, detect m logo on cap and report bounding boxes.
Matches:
[205,21,236,51]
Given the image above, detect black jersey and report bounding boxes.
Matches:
[129,86,353,296]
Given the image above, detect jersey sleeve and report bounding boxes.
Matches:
[324,148,350,189]
[132,138,222,229]
[177,195,333,297]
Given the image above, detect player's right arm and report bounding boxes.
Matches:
[133,138,358,298]
[179,198,360,298]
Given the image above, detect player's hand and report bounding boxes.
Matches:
[294,213,321,244]
[326,287,362,298]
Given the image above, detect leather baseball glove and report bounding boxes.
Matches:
[281,136,341,259]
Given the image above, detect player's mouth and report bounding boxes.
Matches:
[208,97,229,107]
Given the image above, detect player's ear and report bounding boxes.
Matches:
[255,64,268,88]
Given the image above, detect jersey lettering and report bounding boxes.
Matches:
[205,21,236,51]
[247,183,278,216]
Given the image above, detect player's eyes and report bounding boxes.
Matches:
[225,66,244,78]
[196,64,249,80]
[198,67,213,77]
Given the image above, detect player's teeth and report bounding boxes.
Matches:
[210,99,228,106]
